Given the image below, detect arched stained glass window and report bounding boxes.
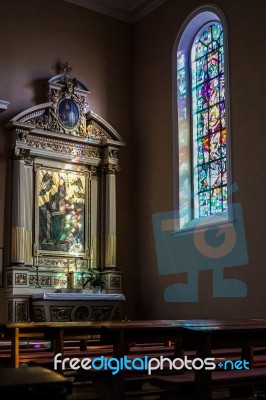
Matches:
[191,23,227,218]
[175,6,230,229]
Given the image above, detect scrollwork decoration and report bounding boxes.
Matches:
[104,163,121,174]
[12,148,33,165]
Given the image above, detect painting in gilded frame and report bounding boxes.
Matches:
[37,167,88,256]
[58,99,79,129]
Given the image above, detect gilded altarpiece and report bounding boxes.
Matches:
[0,71,125,323]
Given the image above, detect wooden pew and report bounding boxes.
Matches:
[3,319,266,399]
[151,368,266,399]
[0,321,104,368]
[0,366,73,399]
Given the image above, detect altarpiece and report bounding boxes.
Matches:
[1,67,125,323]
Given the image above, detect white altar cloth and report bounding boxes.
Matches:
[32,293,126,301]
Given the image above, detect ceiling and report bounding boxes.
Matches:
[63,0,167,23]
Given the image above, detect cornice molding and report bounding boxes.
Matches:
[63,0,167,23]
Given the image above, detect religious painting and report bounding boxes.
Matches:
[37,167,88,256]
[58,99,79,128]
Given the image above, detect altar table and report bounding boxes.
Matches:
[31,292,126,322]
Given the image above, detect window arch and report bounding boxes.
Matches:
[175,5,231,229]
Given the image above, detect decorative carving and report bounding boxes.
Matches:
[29,275,51,287]
[33,306,46,322]
[104,163,121,174]
[91,306,113,321]
[15,129,29,142]
[24,75,88,137]
[89,165,101,176]
[15,273,27,285]
[53,277,67,287]
[16,301,28,322]
[31,298,124,322]
[32,112,50,130]
[33,242,38,257]
[74,306,89,321]
[51,306,72,321]
[110,276,121,289]
[29,275,36,286]
[86,120,112,140]
[21,134,101,160]
[12,148,33,164]
[109,148,119,159]
[36,257,85,269]
[20,110,46,123]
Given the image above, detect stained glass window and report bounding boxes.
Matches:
[177,51,187,120]
[191,22,227,218]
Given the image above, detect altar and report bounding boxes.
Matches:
[31,293,126,322]
[0,64,126,323]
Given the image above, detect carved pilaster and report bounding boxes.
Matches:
[105,172,117,268]
[11,159,33,265]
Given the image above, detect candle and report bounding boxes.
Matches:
[69,272,75,288]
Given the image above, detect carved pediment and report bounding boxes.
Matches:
[7,73,125,147]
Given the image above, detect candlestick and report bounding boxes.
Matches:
[35,263,41,288]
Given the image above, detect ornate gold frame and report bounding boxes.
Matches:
[34,161,90,259]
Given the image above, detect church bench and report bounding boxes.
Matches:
[3,319,266,399]
[0,366,73,399]
[151,367,266,400]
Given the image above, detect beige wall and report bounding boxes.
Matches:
[0,0,266,321]
[133,0,266,319]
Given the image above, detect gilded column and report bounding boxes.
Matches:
[104,163,120,269]
[11,150,33,265]
[90,167,98,268]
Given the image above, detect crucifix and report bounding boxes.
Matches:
[62,61,72,76]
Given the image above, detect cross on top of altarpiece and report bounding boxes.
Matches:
[62,61,73,75]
